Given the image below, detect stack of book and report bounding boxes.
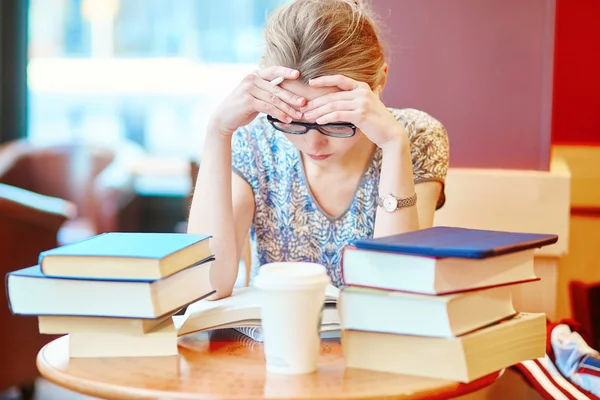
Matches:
[6,232,214,358]
[339,226,558,383]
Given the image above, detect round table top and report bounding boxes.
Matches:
[37,329,501,400]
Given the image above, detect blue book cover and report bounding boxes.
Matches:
[351,226,558,259]
[38,232,212,262]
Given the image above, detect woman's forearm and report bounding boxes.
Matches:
[373,138,420,237]
[187,127,238,298]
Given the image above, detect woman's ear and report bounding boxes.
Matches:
[375,63,389,95]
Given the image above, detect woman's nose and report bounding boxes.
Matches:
[304,129,328,152]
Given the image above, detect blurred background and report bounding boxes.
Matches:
[1,0,292,238]
[28,0,288,157]
[26,0,290,205]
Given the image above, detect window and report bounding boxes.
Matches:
[27,0,291,158]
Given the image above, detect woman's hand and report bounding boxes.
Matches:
[301,75,406,149]
[210,66,306,137]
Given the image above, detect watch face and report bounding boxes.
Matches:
[382,195,397,212]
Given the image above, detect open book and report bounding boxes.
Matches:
[174,285,340,342]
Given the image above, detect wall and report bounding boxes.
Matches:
[371,0,556,170]
[551,0,600,145]
[551,0,600,319]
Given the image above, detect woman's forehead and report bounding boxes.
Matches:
[280,79,341,102]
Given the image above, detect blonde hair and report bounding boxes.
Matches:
[261,0,386,90]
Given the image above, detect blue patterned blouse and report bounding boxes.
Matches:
[232,108,449,288]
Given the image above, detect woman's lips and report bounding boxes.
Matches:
[307,153,332,161]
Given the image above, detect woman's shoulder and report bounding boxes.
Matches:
[387,107,448,139]
[387,107,449,161]
[233,114,270,143]
[233,114,288,149]
[231,114,296,175]
[233,114,288,156]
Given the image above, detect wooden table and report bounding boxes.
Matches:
[37,329,502,400]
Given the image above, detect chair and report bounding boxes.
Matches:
[569,280,600,350]
[0,183,72,397]
[0,138,144,245]
[188,160,252,286]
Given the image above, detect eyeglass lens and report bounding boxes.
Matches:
[271,120,354,137]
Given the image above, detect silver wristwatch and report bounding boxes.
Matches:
[376,192,417,212]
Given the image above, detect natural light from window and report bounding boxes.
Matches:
[27,0,291,160]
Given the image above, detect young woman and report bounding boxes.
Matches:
[188,0,449,298]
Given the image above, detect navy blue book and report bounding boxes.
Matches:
[39,232,212,280]
[351,226,558,259]
[342,227,558,295]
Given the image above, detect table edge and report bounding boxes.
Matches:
[36,337,504,400]
[36,339,210,400]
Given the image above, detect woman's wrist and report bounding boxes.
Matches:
[380,130,410,155]
[207,117,236,139]
[203,120,235,157]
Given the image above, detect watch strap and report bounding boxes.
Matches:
[396,192,418,208]
[376,192,417,210]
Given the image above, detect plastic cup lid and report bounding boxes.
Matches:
[254,262,331,289]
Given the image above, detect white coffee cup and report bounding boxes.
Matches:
[254,262,331,374]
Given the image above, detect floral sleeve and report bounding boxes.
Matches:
[391,108,450,209]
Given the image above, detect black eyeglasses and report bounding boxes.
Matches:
[267,115,356,138]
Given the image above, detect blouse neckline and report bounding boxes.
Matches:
[295,146,379,222]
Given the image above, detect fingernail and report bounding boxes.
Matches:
[297,98,305,104]
[296,111,303,118]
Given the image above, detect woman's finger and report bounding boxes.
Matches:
[303,100,357,122]
[315,110,357,125]
[301,91,356,113]
[257,66,300,82]
[252,98,297,123]
[309,74,359,91]
[254,77,306,108]
[250,86,301,122]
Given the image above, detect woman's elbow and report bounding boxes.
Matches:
[207,262,237,300]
